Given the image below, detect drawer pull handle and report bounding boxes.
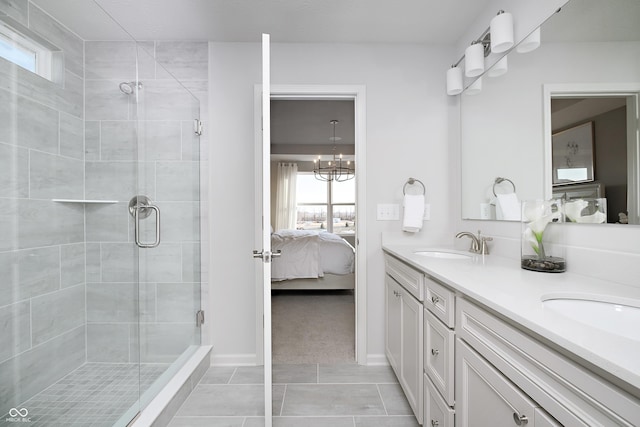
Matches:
[513,413,528,425]
[431,421,439,427]
[431,295,440,304]
[431,348,439,356]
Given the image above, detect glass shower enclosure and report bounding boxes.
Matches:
[0,1,202,425]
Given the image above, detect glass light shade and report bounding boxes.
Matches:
[464,43,484,77]
[488,56,508,77]
[446,66,463,95]
[490,12,514,53]
[465,77,482,95]
[517,27,541,53]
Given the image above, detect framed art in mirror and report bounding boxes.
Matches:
[551,121,594,185]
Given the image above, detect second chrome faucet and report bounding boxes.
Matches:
[456,230,492,255]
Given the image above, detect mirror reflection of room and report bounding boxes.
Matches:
[270,100,357,364]
[551,97,629,223]
[460,0,640,225]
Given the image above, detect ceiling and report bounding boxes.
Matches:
[271,100,355,146]
[541,0,640,43]
[32,0,490,43]
[551,97,628,131]
[30,0,640,48]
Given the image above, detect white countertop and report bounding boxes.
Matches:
[382,244,640,397]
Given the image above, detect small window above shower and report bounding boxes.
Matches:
[0,14,64,84]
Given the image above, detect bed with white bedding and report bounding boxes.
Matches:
[271,229,355,290]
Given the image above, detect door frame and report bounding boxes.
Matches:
[254,84,367,365]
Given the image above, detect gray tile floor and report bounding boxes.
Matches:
[168,364,420,427]
[1,363,167,427]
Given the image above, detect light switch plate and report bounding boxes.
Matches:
[423,204,431,220]
[480,203,491,219]
[377,204,400,220]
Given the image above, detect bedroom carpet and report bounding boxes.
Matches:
[272,290,355,364]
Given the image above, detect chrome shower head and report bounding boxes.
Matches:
[119,81,142,95]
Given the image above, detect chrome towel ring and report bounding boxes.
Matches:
[492,177,516,197]
[403,177,426,195]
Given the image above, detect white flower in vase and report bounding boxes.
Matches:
[564,199,607,223]
[522,201,562,259]
[564,199,588,223]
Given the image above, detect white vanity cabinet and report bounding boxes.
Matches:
[457,297,640,426]
[383,247,640,427]
[385,272,424,423]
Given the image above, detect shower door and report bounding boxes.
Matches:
[129,43,203,412]
[84,39,203,427]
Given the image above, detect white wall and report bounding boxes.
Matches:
[208,42,455,364]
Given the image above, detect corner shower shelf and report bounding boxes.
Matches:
[52,199,119,204]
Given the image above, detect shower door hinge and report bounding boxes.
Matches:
[194,119,203,136]
[196,309,205,327]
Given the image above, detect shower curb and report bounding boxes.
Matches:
[130,345,212,427]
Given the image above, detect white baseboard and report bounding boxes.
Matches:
[365,353,390,366]
[211,353,258,366]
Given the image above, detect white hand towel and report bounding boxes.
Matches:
[496,193,520,221]
[402,194,425,232]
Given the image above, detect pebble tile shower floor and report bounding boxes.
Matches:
[1,363,167,427]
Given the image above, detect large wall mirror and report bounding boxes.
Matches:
[460,0,640,225]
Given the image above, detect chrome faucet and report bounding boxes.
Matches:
[456,230,492,254]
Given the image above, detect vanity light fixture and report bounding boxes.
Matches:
[465,77,483,96]
[490,10,514,53]
[488,55,508,77]
[517,27,541,53]
[465,42,485,77]
[313,120,355,182]
[446,66,464,95]
[445,10,513,96]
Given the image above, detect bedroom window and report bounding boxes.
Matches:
[295,172,356,235]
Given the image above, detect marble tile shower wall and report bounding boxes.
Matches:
[83,40,208,365]
[0,1,86,416]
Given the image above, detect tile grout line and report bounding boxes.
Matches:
[375,384,389,416]
[279,383,287,417]
[227,367,238,384]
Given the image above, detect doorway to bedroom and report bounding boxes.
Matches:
[270,99,357,364]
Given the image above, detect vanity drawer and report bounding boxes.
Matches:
[425,276,455,327]
[425,373,455,427]
[424,309,455,406]
[384,254,424,301]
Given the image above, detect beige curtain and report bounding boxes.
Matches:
[275,162,298,231]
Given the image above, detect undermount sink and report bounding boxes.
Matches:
[413,250,471,260]
[542,297,640,341]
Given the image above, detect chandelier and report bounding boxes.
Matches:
[313,120,355,182]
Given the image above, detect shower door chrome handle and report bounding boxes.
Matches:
[130,195,161,249]
[135,204,160,248]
